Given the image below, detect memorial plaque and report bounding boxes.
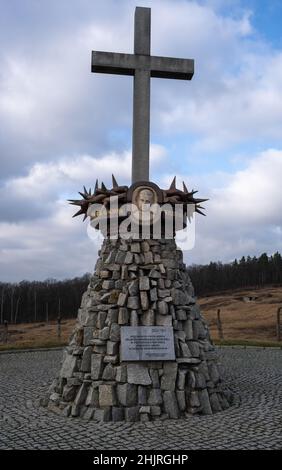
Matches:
[121,326,175,361]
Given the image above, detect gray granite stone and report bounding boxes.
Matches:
[125,406,140,422]
[118,307,129,325]
[127,296,140,309]
[102,363,116,381]
[161,362,178,391]
[99,384,116,407]
[139,276,150,290]
[74,383,89,406]
[163,391,179,419]
[60,354,78,379]
[81,346,92,372]
[148,388,163,405]
[127,364,152,385]
[116,365,127,383]
[91,355,103,380]
[138,385,147,405]
[117,383,137,406]
[199,389,213,415]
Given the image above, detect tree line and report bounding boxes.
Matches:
[0,275,89,325]
[0,252,281,324]
[188,252,282,296]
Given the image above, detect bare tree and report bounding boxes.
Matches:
[14,295,21,324]
[10,286,15,324]
[0,286,5,324]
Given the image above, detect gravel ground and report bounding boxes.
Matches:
[0,347,281,450]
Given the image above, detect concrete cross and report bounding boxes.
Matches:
[91,6,194,183]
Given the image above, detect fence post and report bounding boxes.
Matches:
[277,307,281,342]
[57,316,62,340]
[4,320,8,344]
[216,308,224,341]
[46,302,49,324]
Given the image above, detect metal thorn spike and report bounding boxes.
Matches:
[112,174,118,188]
[195,208,206,216]
[73,209,85,218]
[169,176,176,190]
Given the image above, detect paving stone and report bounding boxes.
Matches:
[1,347,281,450]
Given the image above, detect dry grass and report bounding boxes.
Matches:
[0,286,281,351]
[199,286,282,342]
[0,319,76,351]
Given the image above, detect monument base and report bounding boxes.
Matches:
[43,238,232,421]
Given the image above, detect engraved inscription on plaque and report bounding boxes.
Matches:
[121,326,175,361]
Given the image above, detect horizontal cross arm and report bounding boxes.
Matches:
[150,56,194,80]
[92,51,136,76]
[92,51,194,80]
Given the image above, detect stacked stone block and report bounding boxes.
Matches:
[44,238,231,421]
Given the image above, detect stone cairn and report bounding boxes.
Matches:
[44,237,232,422]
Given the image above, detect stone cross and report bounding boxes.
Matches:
[92,6,194,183]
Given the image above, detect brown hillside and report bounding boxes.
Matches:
[0,286,281,349]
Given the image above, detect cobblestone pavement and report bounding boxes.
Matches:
[0,347,281,450]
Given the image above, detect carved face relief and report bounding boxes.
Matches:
[136,188,155,211]
[131,186,158,224]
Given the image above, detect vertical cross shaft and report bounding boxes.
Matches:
[132,7,151,183]
[91,7,194,184]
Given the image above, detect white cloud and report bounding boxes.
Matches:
[1,146,281,281]
[1,0,282,280]
[185,149,282,264]
[0,145,167,280]
[0,0,276,175]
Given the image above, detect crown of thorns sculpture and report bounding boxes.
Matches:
[69,175,207,222]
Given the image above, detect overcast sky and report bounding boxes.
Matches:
[1,0,282,282]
